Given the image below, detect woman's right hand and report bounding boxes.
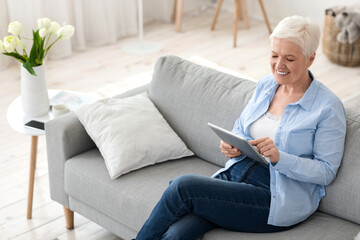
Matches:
[219,140,242,158]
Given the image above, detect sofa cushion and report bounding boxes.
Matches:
[75,93,193,179]
[149,55,256,167]
[64,149,220,231]
[319,107,360,224]
[204,211,360,240]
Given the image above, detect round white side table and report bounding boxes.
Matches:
[7,90,98,219]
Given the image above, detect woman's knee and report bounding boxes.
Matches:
[166,174,212,201]
[167,174,205,198]
[161,214,215,240]
[170,175,202,190]
[161,223,184,240]
[162,224,199,240]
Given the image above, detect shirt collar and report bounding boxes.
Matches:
[266,70,320,112]
[295,70,320,111]
[265,79,279,98]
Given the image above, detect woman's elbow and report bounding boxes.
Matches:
[322,166,338,186]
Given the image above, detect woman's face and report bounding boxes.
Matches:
[270,38,315,87]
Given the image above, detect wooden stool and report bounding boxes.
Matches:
[172,0,183,32]
[211,0,272,47]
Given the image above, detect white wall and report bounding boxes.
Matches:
[223,0,360,29]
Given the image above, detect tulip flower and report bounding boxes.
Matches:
[37,17,51,30]
[57,25,75,40]
[48,22,61,34]
[39,28,48,38]
[3,35,18,52]
[8,21,23,35]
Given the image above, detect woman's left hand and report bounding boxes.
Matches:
[249,137,280,163]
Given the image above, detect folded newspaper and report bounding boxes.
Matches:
[50,91,98,111]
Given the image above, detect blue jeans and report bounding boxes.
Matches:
[135,158,289,240]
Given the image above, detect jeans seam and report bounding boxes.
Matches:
[184,195,270,210]
[242,164,257,183]
[161,201,189,239]
[238,160,255,182]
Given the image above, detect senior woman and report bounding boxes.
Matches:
[134,15,346,240]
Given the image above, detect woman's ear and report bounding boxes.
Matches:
[307,53,316,68]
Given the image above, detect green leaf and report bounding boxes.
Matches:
[29,30,43,66]
[39,37,45,62]
[36,31,44,64]
[3,52,26,63]
[29,30,38,66]
[23,61,37,76]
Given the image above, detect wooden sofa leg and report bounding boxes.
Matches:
[63,206,74,229]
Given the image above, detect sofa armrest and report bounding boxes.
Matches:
[45,112,96,207]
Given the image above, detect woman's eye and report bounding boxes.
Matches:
[287,59,294,62]
[272,55,278,58]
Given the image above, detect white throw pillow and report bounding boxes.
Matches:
[75,93,194,179]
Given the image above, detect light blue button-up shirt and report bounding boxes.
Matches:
[213,72,346,226]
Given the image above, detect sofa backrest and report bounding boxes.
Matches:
[149,55,256,167]
[318,107,360,224]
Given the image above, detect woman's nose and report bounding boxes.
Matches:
[276,58,286,68]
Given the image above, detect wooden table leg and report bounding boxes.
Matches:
[27,135,38,219]
[240,0,250,29]
[258,0,272,34]
[63,206,74,229]
[211,0,223,30]
[171,0,177,22]
[233,0,240,47]
[175,0,183,32]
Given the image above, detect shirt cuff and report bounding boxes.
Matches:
[273,151,296,172]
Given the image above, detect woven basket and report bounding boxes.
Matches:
[322,10,360,67]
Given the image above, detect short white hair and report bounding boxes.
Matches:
[270,15,320,57]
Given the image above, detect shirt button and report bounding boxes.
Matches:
[272,182,275,185]
[272,195,276,199]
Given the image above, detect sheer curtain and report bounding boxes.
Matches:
[0,0,173,69]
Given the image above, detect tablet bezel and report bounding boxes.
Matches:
[208,122,269,166]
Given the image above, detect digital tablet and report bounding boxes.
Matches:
[208,122,269,165]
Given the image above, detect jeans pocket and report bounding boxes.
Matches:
[243,163,270,189]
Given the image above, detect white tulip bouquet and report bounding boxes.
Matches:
[0,17,75,76]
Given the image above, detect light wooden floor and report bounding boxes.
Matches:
[1,7,359,240]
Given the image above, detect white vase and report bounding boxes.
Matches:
[21,65,50,118]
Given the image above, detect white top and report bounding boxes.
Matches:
[249,112,282,141]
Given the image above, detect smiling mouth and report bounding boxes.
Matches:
[276,70,289,75]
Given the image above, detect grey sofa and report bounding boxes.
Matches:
[46,55,360,240]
